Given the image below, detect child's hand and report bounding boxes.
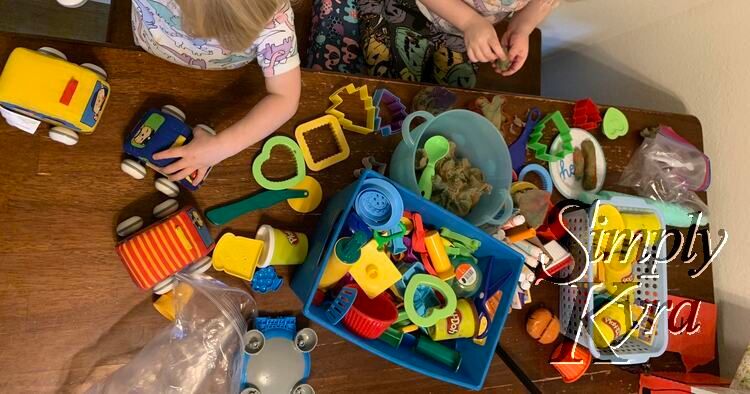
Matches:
[153,126,227,186]
[499,27,530,76]
[462,15,507,64]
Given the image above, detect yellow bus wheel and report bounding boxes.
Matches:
[37,47,67,61]
[48,127,79,146]
[80,63,108,80]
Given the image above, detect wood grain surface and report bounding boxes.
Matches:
[0,34,714,393]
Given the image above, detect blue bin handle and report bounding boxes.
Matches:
[401,111,435,148]
[485,190,514,226]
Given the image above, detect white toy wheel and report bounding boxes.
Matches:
[185,256,212,276]
[155,178,179,197]
[48,127,79,146]
[195,124,216,136]
[161,105,186,122]
[38,47,67,60]
[116,216,143,237]
[80,63,108,80]
[121,159,147,180]
[152,276,176,295]
[292,383,315,394]
[57,0,88,8]
[153,199,179,219]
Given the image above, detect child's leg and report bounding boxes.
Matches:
[431,33,478,88]
[306,0,364,74]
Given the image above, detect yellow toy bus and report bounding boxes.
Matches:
[0,47,110,145]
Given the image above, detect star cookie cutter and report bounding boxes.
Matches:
[527,111,574,162]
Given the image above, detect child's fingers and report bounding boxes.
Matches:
[153,147,183,161]
[502,53,527,76]
[168,167,197,182]
[479,43,496,62]
[467,48,478,63]
[500,32,511,49]
[192,168,208,186]
[161,158,189,176]
[490,39,507,61]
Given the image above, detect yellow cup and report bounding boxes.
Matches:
[256,225,309,267]
[429,299,478,341]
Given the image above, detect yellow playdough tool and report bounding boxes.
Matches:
[212,233,264,281]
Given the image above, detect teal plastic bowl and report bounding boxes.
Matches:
[389,110,513,226]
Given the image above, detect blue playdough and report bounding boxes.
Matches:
[251,266,283,294]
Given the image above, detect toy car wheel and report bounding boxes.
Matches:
[240,385,261,394]
[161,105,186,122]
[153,276,176,295]
[121,159,147,180]
[48,127,79,146]
[186,256,212,276]
[243,330,265,355]
[195,124,216,136]
[56,0,89,8]
[153,198,179,219]
[80,63,108,80]
[294,328,318,353]
[116,216,143,237]
[292,383,315,394]
[155,178,180,197]
[37,47,67,61]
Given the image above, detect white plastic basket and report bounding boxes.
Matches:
[558,196,669,364]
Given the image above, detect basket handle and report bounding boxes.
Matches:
[485,190,514,226]
[401,111,434,148]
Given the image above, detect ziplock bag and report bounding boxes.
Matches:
[87,273,256,394]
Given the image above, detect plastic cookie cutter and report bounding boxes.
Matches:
[252,136,306,190]
[354,178,404,231]
[212,233,264,281]
[527,110,574,162]
[508,107,542,173]
[348,240,403,298]
[295,114,350,172]
[373,223,406,251]
[325,285,358,324]
[372,88,408,136]
[251,266,283,293]
[325,83,377,135]
[206,188,307,225]
[404,274,457,327]
[353,156,387,178]
[439,227,481,253]
[572,98,602,131]
[603,107,629,139]
[518,163,554,193]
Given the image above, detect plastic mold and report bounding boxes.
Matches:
[251,136,306,190]
[527,111,574,162]
[373,88,408,136]
[251,266,283,293]
[295,114,350,171]
[348,240,402,299]
[572,98,602,131]
[326,84,377,135]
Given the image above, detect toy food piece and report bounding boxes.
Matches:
[206,189,307,226]
[581,140,597,190]
[348,240,402,298]
[115,207,214,291]
[212,232,264,281]
[404,274,457,327]
[573,148,584,180]
[252,136,307,190]
[122,108,212,191]
[0,47,110,143]
[496,58,512,72]
[295,114,350,171]
[550,340,592,383]
[325,84,377,134]
[342,284,398,339]
[429,299,478,341]
[287,176,322,213]
[526,308,560,345]
[256,224,309,267]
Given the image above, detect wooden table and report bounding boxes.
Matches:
[0,34,716,393]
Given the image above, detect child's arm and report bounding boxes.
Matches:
[419,0,508,64]
[497,0,557,76]
[154,67,302,184]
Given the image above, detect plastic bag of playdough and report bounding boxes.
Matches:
[87,273,256,394]
[619,125,711,217]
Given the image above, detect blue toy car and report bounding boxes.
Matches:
[120,105,214,192]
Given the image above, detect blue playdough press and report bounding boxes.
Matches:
[241,317,317,394]
[354,178,403,231]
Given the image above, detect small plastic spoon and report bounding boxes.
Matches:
[418,136,450,199]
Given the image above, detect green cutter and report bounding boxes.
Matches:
[404,274,457,327]
[206,189,308,225]
[252,136,306,190]
[527,111,574,162]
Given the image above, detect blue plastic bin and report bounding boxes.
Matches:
[291,171,524,390]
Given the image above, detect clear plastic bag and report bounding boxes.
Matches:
[619,125,711,216]
[87,273,256,394]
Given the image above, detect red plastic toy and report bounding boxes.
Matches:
[343,284,398,339]
[549,340,592,383]
[572,98,602,131]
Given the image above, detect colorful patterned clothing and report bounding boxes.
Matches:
[131,0,300,76]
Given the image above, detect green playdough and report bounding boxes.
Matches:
[416,141,492,217]
[252,136,306,190]
[404,274,458,327]
[603,107,629,139]
[527,111,574,162]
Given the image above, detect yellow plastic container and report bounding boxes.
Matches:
[256,225,308,267]
[593,302,630,349]
[621,212,662,247]
[212,233,264,281]
[429,299,478,341]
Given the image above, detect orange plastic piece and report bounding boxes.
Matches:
[550,341,592,383]
[526,307,560,344]
[325,84,377,135]
[506,227,536,243]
